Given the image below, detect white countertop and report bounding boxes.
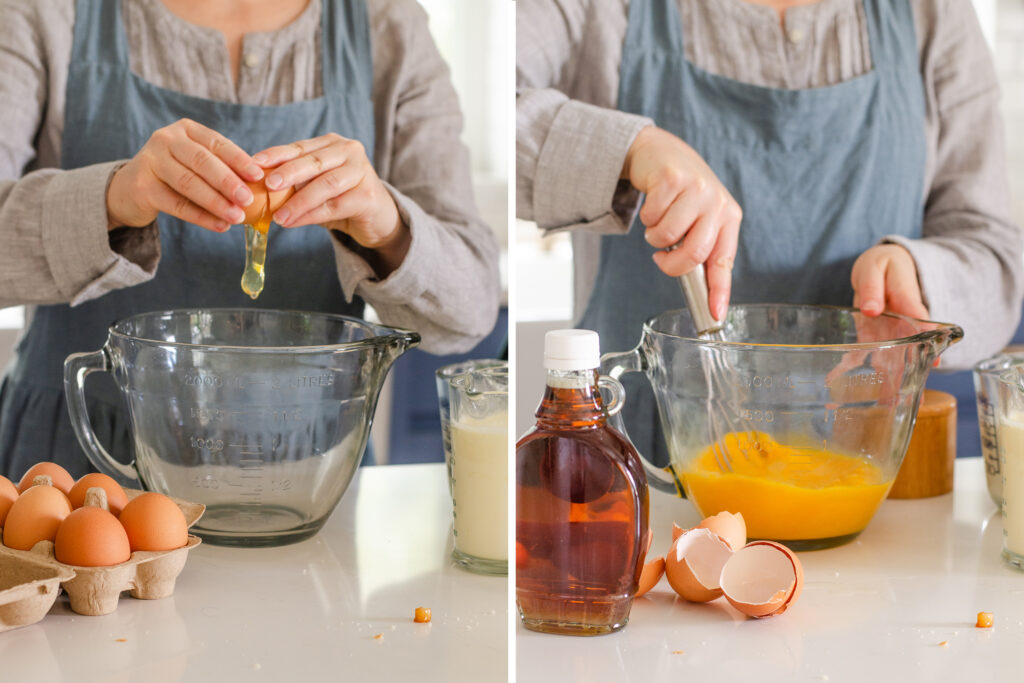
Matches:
[516,458,1022,683]
[1,464,508,683]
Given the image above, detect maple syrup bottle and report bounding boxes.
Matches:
[516,329,649,636]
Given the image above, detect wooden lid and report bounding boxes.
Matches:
[916,389,956,418]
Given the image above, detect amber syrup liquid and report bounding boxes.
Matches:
[516,370,649,636]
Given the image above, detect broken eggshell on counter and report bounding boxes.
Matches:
[636,529,665,597]
[720,541,803,618]
[665,528,732,603]
[659,512,802,618]
[697,511,747,551]
[643,513,747,600]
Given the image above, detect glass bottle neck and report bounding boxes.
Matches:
[535,368,606,429]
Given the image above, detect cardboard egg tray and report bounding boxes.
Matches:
[0,489,204,626]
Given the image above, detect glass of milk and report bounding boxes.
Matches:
[436,359,507,496]
[974,354,1024,508]
[448,365,509,575]
[995,367,1024,571]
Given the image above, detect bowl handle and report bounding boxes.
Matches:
[600,347,684,497]
[63,349,140,486]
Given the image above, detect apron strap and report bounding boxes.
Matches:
[71,0,130,67]
[321,0,374,99]
[625,0,684,56]
[862,0,918,73]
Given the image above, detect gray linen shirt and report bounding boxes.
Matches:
[517,0,1024,368]
[0,0,501,354]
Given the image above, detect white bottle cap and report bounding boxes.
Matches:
[543,329,601,371]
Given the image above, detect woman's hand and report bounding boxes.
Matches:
[106,118,264,232]
[622,126,742,321]
[252,133,410,276]
[851,244,929,319]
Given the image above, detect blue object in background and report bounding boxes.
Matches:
[926,369,979,459]
[927,312,1024,459]
[386,308,508,465]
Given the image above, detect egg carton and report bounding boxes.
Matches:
[0,552,75,632]
[0,490,204,621]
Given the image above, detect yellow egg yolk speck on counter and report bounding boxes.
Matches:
[681,431,892,541]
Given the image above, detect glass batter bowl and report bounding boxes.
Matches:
[64,308,420,547]
[601,304,962,550]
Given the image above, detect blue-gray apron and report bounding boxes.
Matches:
[0,0,376,480]
[580,0,926,465]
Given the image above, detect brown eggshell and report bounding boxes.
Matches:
[697,511,747,551]
[54,507,131,567]
[3,485,72,550]
[119,493,188,552]
[68,474,128,516]
[720,541,804,618]
[18,463,74,495]
[671,522,685,543]
[664,528,733,603]
[267,186,294,215]
[636,556,665,597]
[241,180,269,225]
[0,476,18,526]
[241,178,295,226]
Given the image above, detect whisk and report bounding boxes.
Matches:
[677,265,747,472]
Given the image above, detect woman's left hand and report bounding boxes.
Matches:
[252,133,410,275]
[850,244,929,319]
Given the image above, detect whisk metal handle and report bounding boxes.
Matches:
[678,264,723,336]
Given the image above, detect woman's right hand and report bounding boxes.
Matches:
[622,126,742,321]
[106,118,265,232]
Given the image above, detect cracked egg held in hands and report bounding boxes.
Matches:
[238,177,294,299]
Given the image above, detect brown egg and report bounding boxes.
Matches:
[69,473,128,515]
[55,506,131,567]
[18,462,74,495]
[720,541,804,618]
[697,511,747,551]
[119,492,188,551]
[664,528,733,603]
[3,484,72,550]
[241,177,295,227]
[0,475,18,526]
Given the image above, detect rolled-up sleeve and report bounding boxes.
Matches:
[337,0,500,355]
[0,0,158,309]
[516,0,651,235]
[892,0,1024,368]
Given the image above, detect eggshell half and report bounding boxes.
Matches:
[697,511,747,551]
[664,528,733,603]
[720,541,804,618]
[671,522,685,543]
[241,178,295,226]
[18,463,74,495]
[2,485,72,550]
[0,476,18,526]
[636,556,665,597]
